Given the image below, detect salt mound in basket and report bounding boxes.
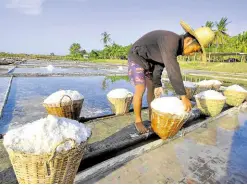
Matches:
[223,85,247,106]
[151,97,190,140]
[183,81,197,100]
[43,90,84,120]
[195,90,226,117]
[196,80,222,93]
[107,88,133,115]
[3,115,91,184]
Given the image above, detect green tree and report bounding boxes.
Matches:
[101,32,112,47]
[69,43,81,56]
[205,21,214,29]
[214,17,231,47]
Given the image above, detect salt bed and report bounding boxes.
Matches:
[44,90,84,104]
[3,115,91,154]
[107,88,133,99]
[197,80,222,86]
[195,90,226,100]
[183,81,196,88]
[226,84,247,92]
[151,97,188,115]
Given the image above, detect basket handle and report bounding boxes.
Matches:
[125,92,133,98]
[45,138,77,176]
[59,94,73,107]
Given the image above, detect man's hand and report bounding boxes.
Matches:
[181,95,192,112]
[154,87,163,98]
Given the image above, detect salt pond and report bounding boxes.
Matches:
[0,76,175,134]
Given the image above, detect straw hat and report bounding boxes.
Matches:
[180,20,215,62]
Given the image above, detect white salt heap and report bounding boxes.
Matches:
[226,84,247,92]
[107,88,133,98]
[151,97,188,115]
[183,81,196,88]
[3,115,91,154]
[195,90,226,100]
[197,80,222,86]
[44,90,84,104]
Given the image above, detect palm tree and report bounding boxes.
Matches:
[101,32,112,47]
[214,17,231,47]
[205,21,214,29]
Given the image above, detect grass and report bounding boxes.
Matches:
[178,61,247,73]
[90,59,127,64]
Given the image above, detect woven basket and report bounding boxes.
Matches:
[151,109,189,140]
[212,84,221,91]
[107,93,133,115]
[185,87,197,100]
[6,138,87,184]
[195,85,212,94]
[195,97,225,117]
[43,95,83,120]
[223,90,247,107]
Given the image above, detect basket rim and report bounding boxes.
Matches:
[43,99,84,107]
[195,96,226,101]
[6,140,88,156]
[223,89,247,94]
[151,108,189,119]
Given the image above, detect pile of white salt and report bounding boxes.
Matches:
[197,80,222,86]
[44,90,84,104]
[225,85,247,92]
[195,90,226,100]
[3,115,91,154]
[151,97,188,115]
[183,81,196,88]
[107,88,133,99]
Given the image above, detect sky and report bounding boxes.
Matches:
[1,0,247,55]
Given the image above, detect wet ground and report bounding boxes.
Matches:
[93,106,247,184]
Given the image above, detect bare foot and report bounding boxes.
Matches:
[135,122,149,134]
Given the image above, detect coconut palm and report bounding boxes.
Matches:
[214,17,231,47]
[205,21,214,29]
[101,32,112,47]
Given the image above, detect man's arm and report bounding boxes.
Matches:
[157,36,186,96]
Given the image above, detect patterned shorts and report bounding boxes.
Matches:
[128,59,151,86]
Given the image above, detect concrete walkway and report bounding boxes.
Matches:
[0,77,12,118]
[93,106,247,184]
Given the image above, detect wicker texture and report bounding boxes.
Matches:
[7,139,87,184]
[107,94,133,115]
[185,87,196,100]
[195,85,212,94]
[223,90,247,106]
[43,95,83,120]
[151,109,189,140]
[212,84,221,91]
[195,97,225,117]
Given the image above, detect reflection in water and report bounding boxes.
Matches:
[0,76,175,133]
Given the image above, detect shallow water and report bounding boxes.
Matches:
[11,67,125,75]
[0,76,174,133]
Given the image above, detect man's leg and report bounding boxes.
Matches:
[146,77,155,121]
[128,60,149,134]
[133,84,149,134]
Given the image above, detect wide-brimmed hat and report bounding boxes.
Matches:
[180,20,215,61]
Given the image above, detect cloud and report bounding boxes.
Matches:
[6,0,46,15]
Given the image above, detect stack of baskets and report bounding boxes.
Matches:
[7,139,87,184]
[223,85,247,106]
[107,89,133,115]
[43,91,84,120]
[150,97,190,140]
[195,90,226,117]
